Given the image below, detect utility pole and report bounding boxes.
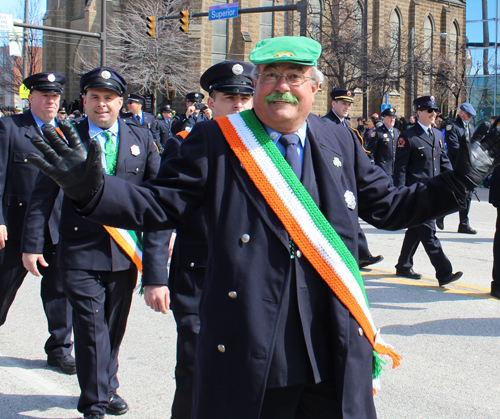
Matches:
[101,0,106,66]
[23,0,29,79]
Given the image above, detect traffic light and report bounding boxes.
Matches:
[179,10,189,34]
[146,16,156,38]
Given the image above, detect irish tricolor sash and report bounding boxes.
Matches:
[104,226,143,273]
[216,110,401,389]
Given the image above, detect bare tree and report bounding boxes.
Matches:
[77,0,198,100]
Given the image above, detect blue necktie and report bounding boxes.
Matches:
[279,134,301,179]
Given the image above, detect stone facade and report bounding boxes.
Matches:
[41,0,466,118]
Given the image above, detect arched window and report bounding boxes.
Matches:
[390,8,402,91]
[423,15,434,94]
[450,21,459,66]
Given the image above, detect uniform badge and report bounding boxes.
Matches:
[371,131,376,137]
[344,190,356,210]
[430,95,435,101]
[383,133,388,138]
[332,157,342,167]
[232,64,244,75]
[101,70,111,79]
[347,91,352,97]
[274,51,295,58]
[397,137,405,147]
[446,124,453,131]
[130,145,140,156]
[47,74,56,82]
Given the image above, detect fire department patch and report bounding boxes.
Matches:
[397,137,405,147]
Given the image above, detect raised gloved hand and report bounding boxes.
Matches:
[27,119,103,207]
[453,121,500,190]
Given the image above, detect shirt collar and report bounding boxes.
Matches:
[264,122,307,147]
[417,120,431,132]
[31,110,56,131]
[384,124,393,132]
[88,118,119,139]
[332,111,344,122]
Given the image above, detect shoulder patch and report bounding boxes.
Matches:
[371,131,376,137]
[446,124,453,131]
[397,137,405,148]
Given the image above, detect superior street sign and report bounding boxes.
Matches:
[0,14,13,32]
[209,2,239,21]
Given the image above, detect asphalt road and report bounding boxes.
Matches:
[0,187,499,419]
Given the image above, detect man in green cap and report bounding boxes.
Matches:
[28,36,500,419]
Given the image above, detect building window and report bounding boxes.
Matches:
[308,0,322,41]
[423,15,434,94]
[450,21,459,66]
[261,0,274,40]
[390,8,401,91]
[212,0,228,64]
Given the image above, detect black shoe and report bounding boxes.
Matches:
[106,391,129,415]
[47,355,76,375]
[395,268,422,280]
[84,415,104,419]
[436,218,444,230]
[359,255,384,268]
[491,289,500,299]
[457,226,477,234]
[438,271,463,287]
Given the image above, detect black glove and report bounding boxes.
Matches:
[453,121,500,190]
[27,119,104,207]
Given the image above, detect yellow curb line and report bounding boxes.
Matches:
[361,267,498,301]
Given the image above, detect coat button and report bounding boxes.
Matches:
[74,227,78,231]
[241,234,250,243]
[24,159,28,163]
[19,203,22,206]
[217,344,226,353]
[136,167,139,172]
[358,328,364,336]
[296,249,303,258]
[228,291,237,299]
[189,262,195,268]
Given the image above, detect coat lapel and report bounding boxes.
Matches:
[414,122,433,147]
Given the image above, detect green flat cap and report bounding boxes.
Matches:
[249,36,322,67]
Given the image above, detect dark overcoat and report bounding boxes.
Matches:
[366,124,400,176]
[85,112,464,419]
[0,111,61,243]
[445,115,475,168]
[22,118,167,282]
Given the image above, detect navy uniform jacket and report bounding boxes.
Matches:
[84,113,464,419]
[366,124,400,176]
[489,166,500,207]
[445,115,475,168]
[121,111,160,142]
[156,118,172,148]
[171,111,208,135]
[22,118,168,281]
[322,109,350,126]
[0,111,61,245]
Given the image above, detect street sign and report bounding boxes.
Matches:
[19,84,30,99]
[381,104,391,111]
[209,2,239,21]
[0,14,13,32]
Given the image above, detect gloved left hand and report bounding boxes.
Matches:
[453,121,500,190]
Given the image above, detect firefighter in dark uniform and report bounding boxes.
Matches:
[366,107,399,185]
[437,102,477,233]
[144,60,255,419]
[121,92,162,153]
[322,87,383,269]
[171,92,208,135]
[489,165,500,299]
[22,67,168,419]
[394,95,463,286]
[0,72,74,374]
[157,105,173,148]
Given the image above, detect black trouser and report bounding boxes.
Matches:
[0,240,73,358]
[62,268,137,416]
[492,208,500,291]
[171,312,201,419]
[396,224,452,281]
[260,380,342,419]
[358,225,372,260]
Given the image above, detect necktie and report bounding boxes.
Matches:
[389,129,394,138]
[428,128,435,142]
[136,114,141,124]
[465,123,470,139]
[279,134,301,179]
[102,130,118,176]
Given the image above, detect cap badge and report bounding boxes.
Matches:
[344,190,356,210]
[47,74,56,82]
[332,157,342,167]
[130,145,140,156]
[101,70,111,79]
[347,91,352,96]
[232,64,244,75]
[430,95,435,101]
[274,51,294,58]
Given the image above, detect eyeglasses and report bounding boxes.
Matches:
[423,108,438,114]
[258,72,311,86]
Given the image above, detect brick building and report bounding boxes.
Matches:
[42,0,466,118]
